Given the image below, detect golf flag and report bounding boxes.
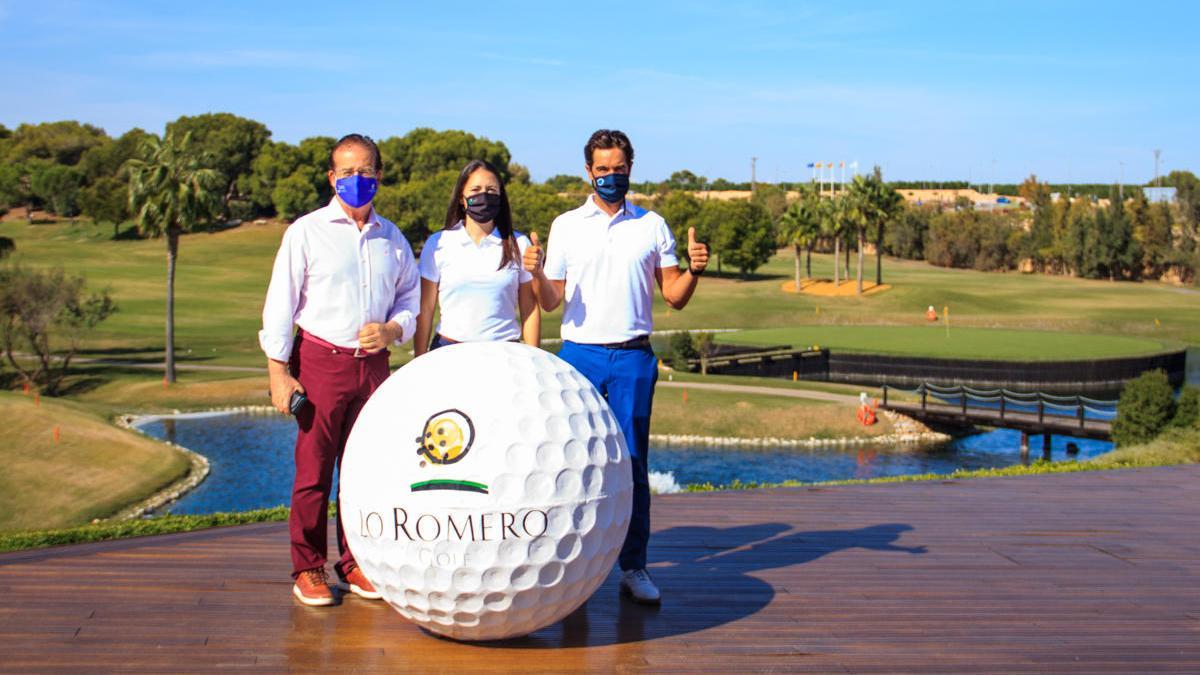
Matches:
[806,162,814,168]
[840,161,845,168]
[815,162,822,168]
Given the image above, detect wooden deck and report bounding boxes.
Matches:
[2,466,1198,673]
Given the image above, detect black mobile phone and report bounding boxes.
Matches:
[288,390,309,416]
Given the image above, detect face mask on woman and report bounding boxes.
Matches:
[465,192,502,223]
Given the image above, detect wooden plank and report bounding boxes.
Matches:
[1,466,1198,672]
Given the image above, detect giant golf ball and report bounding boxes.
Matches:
[340,342,632,641]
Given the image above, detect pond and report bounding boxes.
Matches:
[135,412,1113,516]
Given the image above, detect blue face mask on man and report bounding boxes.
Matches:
[335,175,377,208]
[593,173,630,204]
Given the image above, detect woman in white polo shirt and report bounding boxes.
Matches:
[414,159,539,355]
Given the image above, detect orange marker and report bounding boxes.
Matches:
[53,426,60,443]
[682,387,688,404]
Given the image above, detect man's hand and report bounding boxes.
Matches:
[268,360,304,415]
[523,231,544,275]
[358,321,399,353]
[686,227,709,274]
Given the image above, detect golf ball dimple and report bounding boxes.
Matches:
[340,342,632,641]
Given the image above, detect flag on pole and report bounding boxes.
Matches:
[839,161,845,168]
[814,162,822,168]
[806,162,815,168]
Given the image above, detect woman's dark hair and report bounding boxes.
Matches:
[584,129,634,166]
[444,159,519,270]
[328,133,383,174]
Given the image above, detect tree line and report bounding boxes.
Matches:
[1,115,1196,286]
[881,174,1199,283]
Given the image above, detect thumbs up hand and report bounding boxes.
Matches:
[523,231,544,274]
[686,227,709,275]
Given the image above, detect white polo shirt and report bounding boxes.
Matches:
[544,196,679,344]
[259,200,420,362]
[419,222,533,342]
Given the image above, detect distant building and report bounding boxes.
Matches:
[1143,187,1177,204]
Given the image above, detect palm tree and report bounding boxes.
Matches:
[779,186,822,290]
[126,131,221,383]
[820,195,847,287]
[850,167,904,290]
[826,193,863,289]
[841,189,869,294]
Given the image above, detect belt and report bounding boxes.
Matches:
[596,335,652,350]
[297,329,381,359]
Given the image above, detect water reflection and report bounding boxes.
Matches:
[134,413,1112,516]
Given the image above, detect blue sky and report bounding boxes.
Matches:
[2,1,1196,184]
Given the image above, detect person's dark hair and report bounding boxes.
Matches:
[444,159,519,271]
[584,129,634,167]
[328,133,383,174]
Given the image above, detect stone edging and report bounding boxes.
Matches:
[107,405,281,521]
[649,409,950,448]
[105,405,948,520]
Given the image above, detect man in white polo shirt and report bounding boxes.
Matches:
[260,134,420,607]
[524,129,709,604]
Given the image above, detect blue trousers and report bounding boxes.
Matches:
[557,340,657,571]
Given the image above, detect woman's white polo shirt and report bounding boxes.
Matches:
[418,222,532,342]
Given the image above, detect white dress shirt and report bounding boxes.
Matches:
[419,222,532,342]
[259,199,420,361]
[543,196,679,344]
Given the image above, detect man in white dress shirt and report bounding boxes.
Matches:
[259,134,420,607]
[524,129,709,604]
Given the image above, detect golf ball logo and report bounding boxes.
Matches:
[412,409,488,495]
[340,342,632,641]
[416,409,475,465]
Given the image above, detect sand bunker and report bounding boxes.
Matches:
[782,278,891,296]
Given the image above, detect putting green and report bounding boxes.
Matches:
[719,325,1174,361]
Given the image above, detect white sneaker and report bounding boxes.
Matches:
[619,568,661,605]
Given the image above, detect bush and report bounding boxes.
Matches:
[1169,386,1200,429]
[1112,369,1177,447]
[666,331,697,371]
[884,207,928,260]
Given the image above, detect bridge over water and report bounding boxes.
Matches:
[880,383,1116,456]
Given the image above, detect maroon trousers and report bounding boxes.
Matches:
[288,334,390,578]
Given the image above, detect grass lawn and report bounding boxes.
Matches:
[1,217,1195,374]
[0,391,190,532]
[719,325,1172,361]
[0,214,1194,539]
[653,251,1199,348]
[650,384,891,439]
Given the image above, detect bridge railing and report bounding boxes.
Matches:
[881,383,1118,429]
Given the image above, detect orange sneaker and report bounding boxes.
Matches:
[292,568,335,607]
[339,563,382,600]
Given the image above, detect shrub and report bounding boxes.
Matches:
[1169,386,1200,429]
[1112,369,1176,447]
[667,331,697,371]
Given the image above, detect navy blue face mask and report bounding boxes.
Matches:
[593,173,630,204]
[335,175,377,208]
[465,192,502,223]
